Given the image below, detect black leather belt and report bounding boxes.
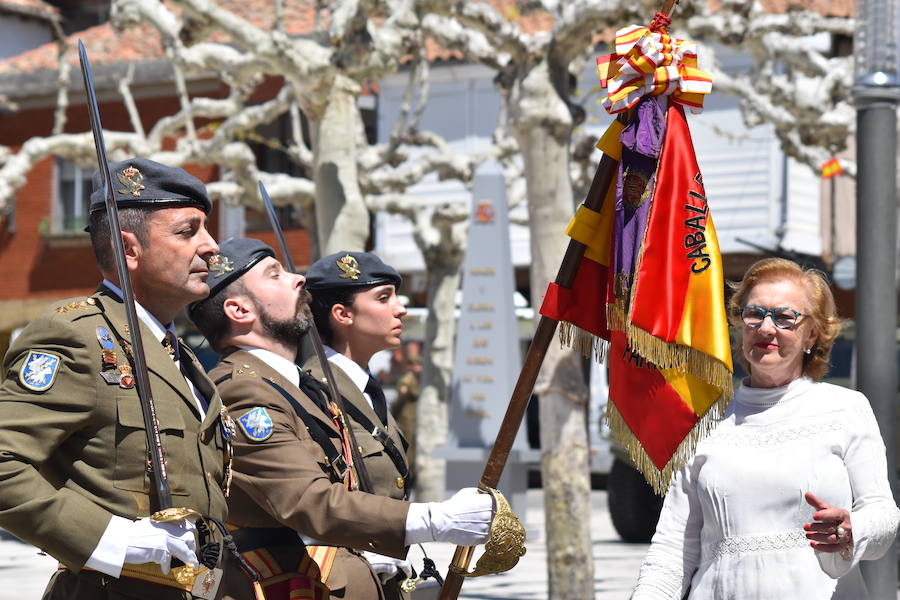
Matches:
[231,526,302,553]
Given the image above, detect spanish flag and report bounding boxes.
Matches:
[539,25,731,494]
[821,157,843,179]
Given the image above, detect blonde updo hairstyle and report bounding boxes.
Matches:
[728,258,841,380]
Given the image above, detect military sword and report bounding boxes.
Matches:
[78,40,174,512]
[258,181,375,493]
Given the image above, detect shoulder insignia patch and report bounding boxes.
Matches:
[19,351,61,392]
[237,407,274,442]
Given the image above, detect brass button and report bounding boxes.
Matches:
[367,540,379,549]
[358,446,364,454]
[395,476,405,489]
[86,297,96,305]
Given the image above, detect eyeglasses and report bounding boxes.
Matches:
[739,305,805,330]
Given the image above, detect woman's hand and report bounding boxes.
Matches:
[804,491,853,559]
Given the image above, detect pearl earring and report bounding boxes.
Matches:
[804,347,812,355]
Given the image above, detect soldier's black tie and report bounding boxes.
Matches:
[164,331,209,413]
[365,375,389,427]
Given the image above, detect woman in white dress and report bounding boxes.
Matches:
[631,258,899,599]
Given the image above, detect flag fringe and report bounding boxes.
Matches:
[558,321,610,363]
[606,302,628,332]
[606,300,733,399]
[605,393,729,496]
[624,325,733,399]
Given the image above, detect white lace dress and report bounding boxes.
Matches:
[632,377,899,599]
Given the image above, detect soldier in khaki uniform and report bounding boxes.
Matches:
[303,251,446,599]
[0,158,232,598]
[188,239,494,600]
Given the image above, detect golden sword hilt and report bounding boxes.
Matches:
[446,487,527,579]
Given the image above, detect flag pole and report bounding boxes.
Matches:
[436,150,618,600]
[436,3,679,597]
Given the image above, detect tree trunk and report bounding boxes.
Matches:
[310,73,370,253]
[414,234,464,501]
[510,60,594,600]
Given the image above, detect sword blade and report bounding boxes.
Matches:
[257,181,374,493]
[78,40,173,511]
[258,181,296,273]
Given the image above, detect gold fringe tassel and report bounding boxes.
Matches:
[605,395,729,496]
[623,325,733,398]
[604,299,733,400]
[606,302,628,333]
[557,322,610,364]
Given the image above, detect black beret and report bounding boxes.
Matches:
[90,157,212,214]
[188,237,276,315]
[305,251,401,292]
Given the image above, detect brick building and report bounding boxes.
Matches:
[0,1,315,347]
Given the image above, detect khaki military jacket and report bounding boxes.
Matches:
[211,349,409,600]
[303,356,410,502]
[0,287,228,572]
[303,355,413,600]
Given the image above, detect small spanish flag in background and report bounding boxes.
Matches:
[821,157,843,179]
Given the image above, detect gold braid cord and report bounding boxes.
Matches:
[452,487,526,578]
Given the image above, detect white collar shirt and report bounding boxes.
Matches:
[324,346,374,410]
[101,280,207,418]
[240,346,301,389]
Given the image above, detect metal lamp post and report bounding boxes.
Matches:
[853,0,899,596]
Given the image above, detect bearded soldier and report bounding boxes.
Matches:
[189,238,494,600]
[0,158,232,598]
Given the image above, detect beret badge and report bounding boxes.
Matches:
[116,166,145,197]
[336,254,361,280]
[209,254,235,278]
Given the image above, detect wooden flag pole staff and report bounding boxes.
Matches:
[437,2,677,597]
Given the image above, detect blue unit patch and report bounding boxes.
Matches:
[237,407,274,442]
[19,351,61,392]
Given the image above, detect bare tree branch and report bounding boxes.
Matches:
[118,63,146,139]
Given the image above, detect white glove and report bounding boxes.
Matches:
[362,551,413,583]
[123,517,199,574]
[425,488,494,546]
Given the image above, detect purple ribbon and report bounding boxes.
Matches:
[613,96,667,304]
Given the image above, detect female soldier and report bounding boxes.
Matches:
[305,251,475,599]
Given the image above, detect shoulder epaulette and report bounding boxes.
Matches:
[233,364,258,378]
[54,297,98,314]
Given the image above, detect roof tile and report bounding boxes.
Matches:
[0,0,853,77]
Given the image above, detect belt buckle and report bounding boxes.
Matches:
[371,426,389,443]
[331,454,349,480]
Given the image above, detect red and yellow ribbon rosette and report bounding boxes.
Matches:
[596,24,713,115]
